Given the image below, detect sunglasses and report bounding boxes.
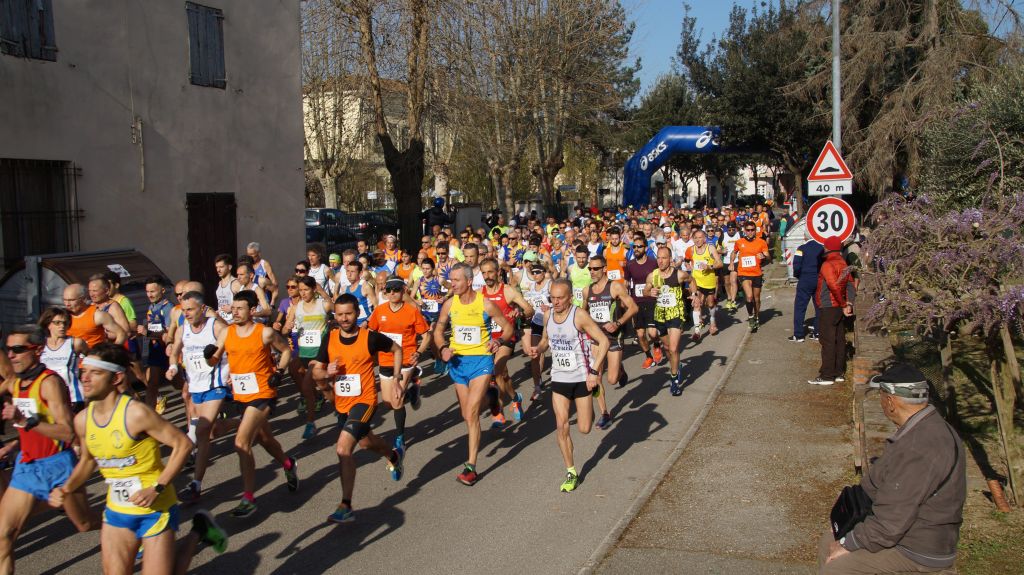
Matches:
[385,286,404,293]
[6,345,38,354]
[286,284,298,289]
[295,268,308,273]
[530,269,544,274]
[174,292,184,297]
[588,266,605,271]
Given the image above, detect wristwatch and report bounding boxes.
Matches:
[588,367,599,376]
[24,415,40,430]
[154,483,166,494]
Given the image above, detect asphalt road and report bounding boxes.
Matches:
[12,304,760,575]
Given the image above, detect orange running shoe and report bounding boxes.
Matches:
[642,356,655,369]
[652,347,664,365]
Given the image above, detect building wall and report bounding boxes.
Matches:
[0,0,304,282]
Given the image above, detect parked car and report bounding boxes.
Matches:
[305,208,360,229]
[306,224,359,255]
[351,211,400,245]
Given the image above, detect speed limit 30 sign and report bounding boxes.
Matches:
[806,197,856,244]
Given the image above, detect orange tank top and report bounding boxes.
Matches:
[605,244,628,282]
[68,305,106,348]
[326,328,377,413]
[224,324,276,401]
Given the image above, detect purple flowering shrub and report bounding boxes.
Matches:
[863,191,1024,338]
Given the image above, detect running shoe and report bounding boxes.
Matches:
[230,498,257,518]
[560,471,579,493]
[642,356,655,369]
[394,434,405,452]
[787,335,804,342]
[433,358,443,375]
[618,370,629,388]
[408,382,422,410]
[511,392,524,423]
[296,397,307,416]
[302,422,316,440]
[155,395,167,415]
[388,446,405,481]
[807,377,835,386]
[192,509,229,553]
[439,361,450,378]
[284,457,299,491]
[327,505,356,524]
[807,331,819,341]
[491,412,507,429]
[596,412,613,430]
[748,317,758,332]
[179,480,202,505]
[834,376,846,383]
[669,374,682,396]
[456,465,478,486]
[652,347,664,365]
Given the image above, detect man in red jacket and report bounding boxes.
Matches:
[808,237,855,385]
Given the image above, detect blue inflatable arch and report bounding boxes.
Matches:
[622,126,722,207]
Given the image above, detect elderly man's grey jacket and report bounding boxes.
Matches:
[842,405,966,568]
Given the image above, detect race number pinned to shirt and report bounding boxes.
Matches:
[634,283,646,297]
[657,287,677,308]
[590,303,611,323]
[231,372,259,396]
[422,300,439,313]
[454,326,481,345]
[607,269,622,281]
[299,330,322,349]
[106,477,142,506]
[552,350,578,371]
[382,332,403,348]
[147,322,164,333]
[186,353,211,375]
[12,398,37,425]
[573,287,584,302]
[740,256,757,268]
[334,374,362,397]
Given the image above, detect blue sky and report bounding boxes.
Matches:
[629,0,1024,96]
[629,0,731,96]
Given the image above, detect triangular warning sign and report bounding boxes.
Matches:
[808,141,852,180]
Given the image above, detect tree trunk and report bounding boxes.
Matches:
[319,173,338,209]
[1000,323,1023,406]
[784,159,804,214]
[989,337,1024,506]
[382,137,426,255]
[500,167,516,217]
[936,322,958,426]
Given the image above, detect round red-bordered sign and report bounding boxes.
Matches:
[806,197,856,244]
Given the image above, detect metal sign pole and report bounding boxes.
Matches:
[832,0,842,153]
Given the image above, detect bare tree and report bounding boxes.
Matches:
[339,0,430,252]
[302,0,362,209]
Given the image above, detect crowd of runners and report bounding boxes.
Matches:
[0,200,779,574]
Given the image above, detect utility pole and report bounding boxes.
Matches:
[832,0,842,152]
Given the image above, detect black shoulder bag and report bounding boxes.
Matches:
[830,424,960,540]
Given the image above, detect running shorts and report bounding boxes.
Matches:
[9,449,76,501]
[552,380,590,400]
[448,355,494,385]
[103,505,179,539]
[336,402,375,441]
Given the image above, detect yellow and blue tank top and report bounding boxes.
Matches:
[448,291,491,356]
[86,394,177,514]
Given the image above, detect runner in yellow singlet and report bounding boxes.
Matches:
[684,229,724,341]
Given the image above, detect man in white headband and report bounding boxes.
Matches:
[50,343,228,573]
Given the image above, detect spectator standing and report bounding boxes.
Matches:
[808,237,854,385]
[790,238,824,342]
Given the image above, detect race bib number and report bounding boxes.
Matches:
[186,353,211,375]
[529,297,546,310]
[607,269,622,281]
[382,331,403,348]
[147,322,164,333]
[454,326,481,345]
[657,289,677,308]
[423,300,439,313]
[590,303,611,323]
[572,287,584,302]
[634,283,646,297]
[218,310,233,322]
[488,319,502,333]
[231,372,259,396]
[334,374,362,397]
[552,350,578,371]
[299,330,322,349]
[106,476,142,507]
[694,260,708,271]
[12,398,37,424]
[741,256,757,268]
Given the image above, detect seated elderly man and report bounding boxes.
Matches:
[819,364,966,574]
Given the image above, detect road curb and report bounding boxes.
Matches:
[576,293,770,575]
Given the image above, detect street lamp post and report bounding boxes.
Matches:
[832,0,842,152]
